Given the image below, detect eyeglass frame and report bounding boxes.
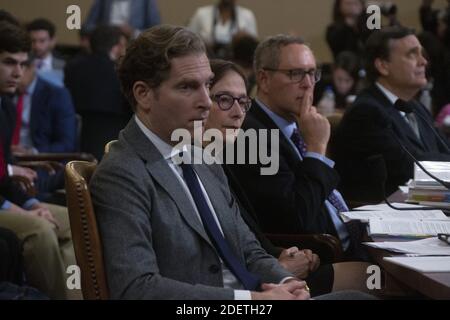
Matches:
[210,93,252,112]
[438,233,450,245]
[262,67,322,83]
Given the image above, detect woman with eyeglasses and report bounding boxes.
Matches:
[204,59,374,297]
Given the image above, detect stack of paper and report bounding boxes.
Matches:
[383,256,450,273]
[340,210,448,223]
[368,218,450,237]
[364,237,450,256]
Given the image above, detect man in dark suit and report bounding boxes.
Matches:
[333,26,450,202]
[228,35,366,260]
[65,26,131,160]
[90,25,313,300]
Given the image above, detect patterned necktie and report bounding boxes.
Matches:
[12,94,25,146]
[290,128,348,212]
[180,163,261,290]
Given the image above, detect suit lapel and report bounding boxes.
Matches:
[29,79,44,136]
[249,100,302,166]
[122,120,213,247]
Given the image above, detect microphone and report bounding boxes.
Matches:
[367,154,444,211]
[394,99,450,153]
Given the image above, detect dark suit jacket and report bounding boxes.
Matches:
[333,84,450,202]
[0,96,32,207]
[228,100,340,237]
[64,53,131,159]
[90,119,291,299]
[27,78,76,153]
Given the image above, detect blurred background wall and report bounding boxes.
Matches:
[1,0,449,62]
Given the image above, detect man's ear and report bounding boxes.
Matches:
[133,81,153,112]
[374,58,389,77]
[256,69,270,94]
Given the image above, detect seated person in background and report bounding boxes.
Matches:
[333,26,450,203]
[188,0,258,59]
[316,51,361,116]
[228,34,367,260]
[205,58,374,296]
[83,0,161,39]
[8,56,76,201]
[0,21,76,299]
[65,26,131,161]
[26,18,65,87]
[231,33,259,94]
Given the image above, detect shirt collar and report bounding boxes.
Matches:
[134,115,196,163]
[255,98,297,139]
[375,82,407,117]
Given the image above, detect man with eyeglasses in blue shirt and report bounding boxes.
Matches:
[229,34,368,271]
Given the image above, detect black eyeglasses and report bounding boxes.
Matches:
[211,93,252,112]
[263,67,322,83]
[438,233,450,245]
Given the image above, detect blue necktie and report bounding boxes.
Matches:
[180,163,261,290]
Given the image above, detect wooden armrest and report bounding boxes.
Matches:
[14,153,97,163]
[265,233,344,264]
[16,161,64,173]
[11,175,37,197]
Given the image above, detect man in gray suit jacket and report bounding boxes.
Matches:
[89,25,309,300]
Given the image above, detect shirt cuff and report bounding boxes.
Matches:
[7,164,13,176]
[304,152,335,168]
[1,200,12,210]
[234,290,252,300]
[22,198,39,210]
[280,276,296,284]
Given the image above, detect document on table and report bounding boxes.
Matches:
[364,237,450,256]
[340,210,448,223]
[383,256,450,272]
[368,218,450,237]
[353,203,423,211]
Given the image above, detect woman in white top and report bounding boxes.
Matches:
[188,0,258,58]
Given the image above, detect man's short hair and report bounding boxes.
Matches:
[365,26,416,82]
[90,26,123,55]
[0,21,31,54]
[118,24,206,110]
[26,18,56,38]
[0,9,20,26]
[253,34,305,76]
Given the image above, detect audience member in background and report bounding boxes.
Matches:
[316,51,360,115]
[0,21,76,300]
[83,0,161,39]
[65,26,130,161]
[188,0,258,59]
[7,56,75,201]
[26,18,65,86]
[333,27,450,203]
[205,59,373,297]
[326,0,369,61]
[231,33,259,94]
[420,0,450,48]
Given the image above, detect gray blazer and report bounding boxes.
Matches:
[90,119,292,299]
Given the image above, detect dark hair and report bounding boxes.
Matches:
[90,26,123,54]
[332,0,365,23]
[118,25,206,110]
[365,26,416,82]
[210,59,248,90]
[0,10,20,26]
[232,34,259,69]
[0,21,31,54]
[26,18,56,38]
[334,51,360,81]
